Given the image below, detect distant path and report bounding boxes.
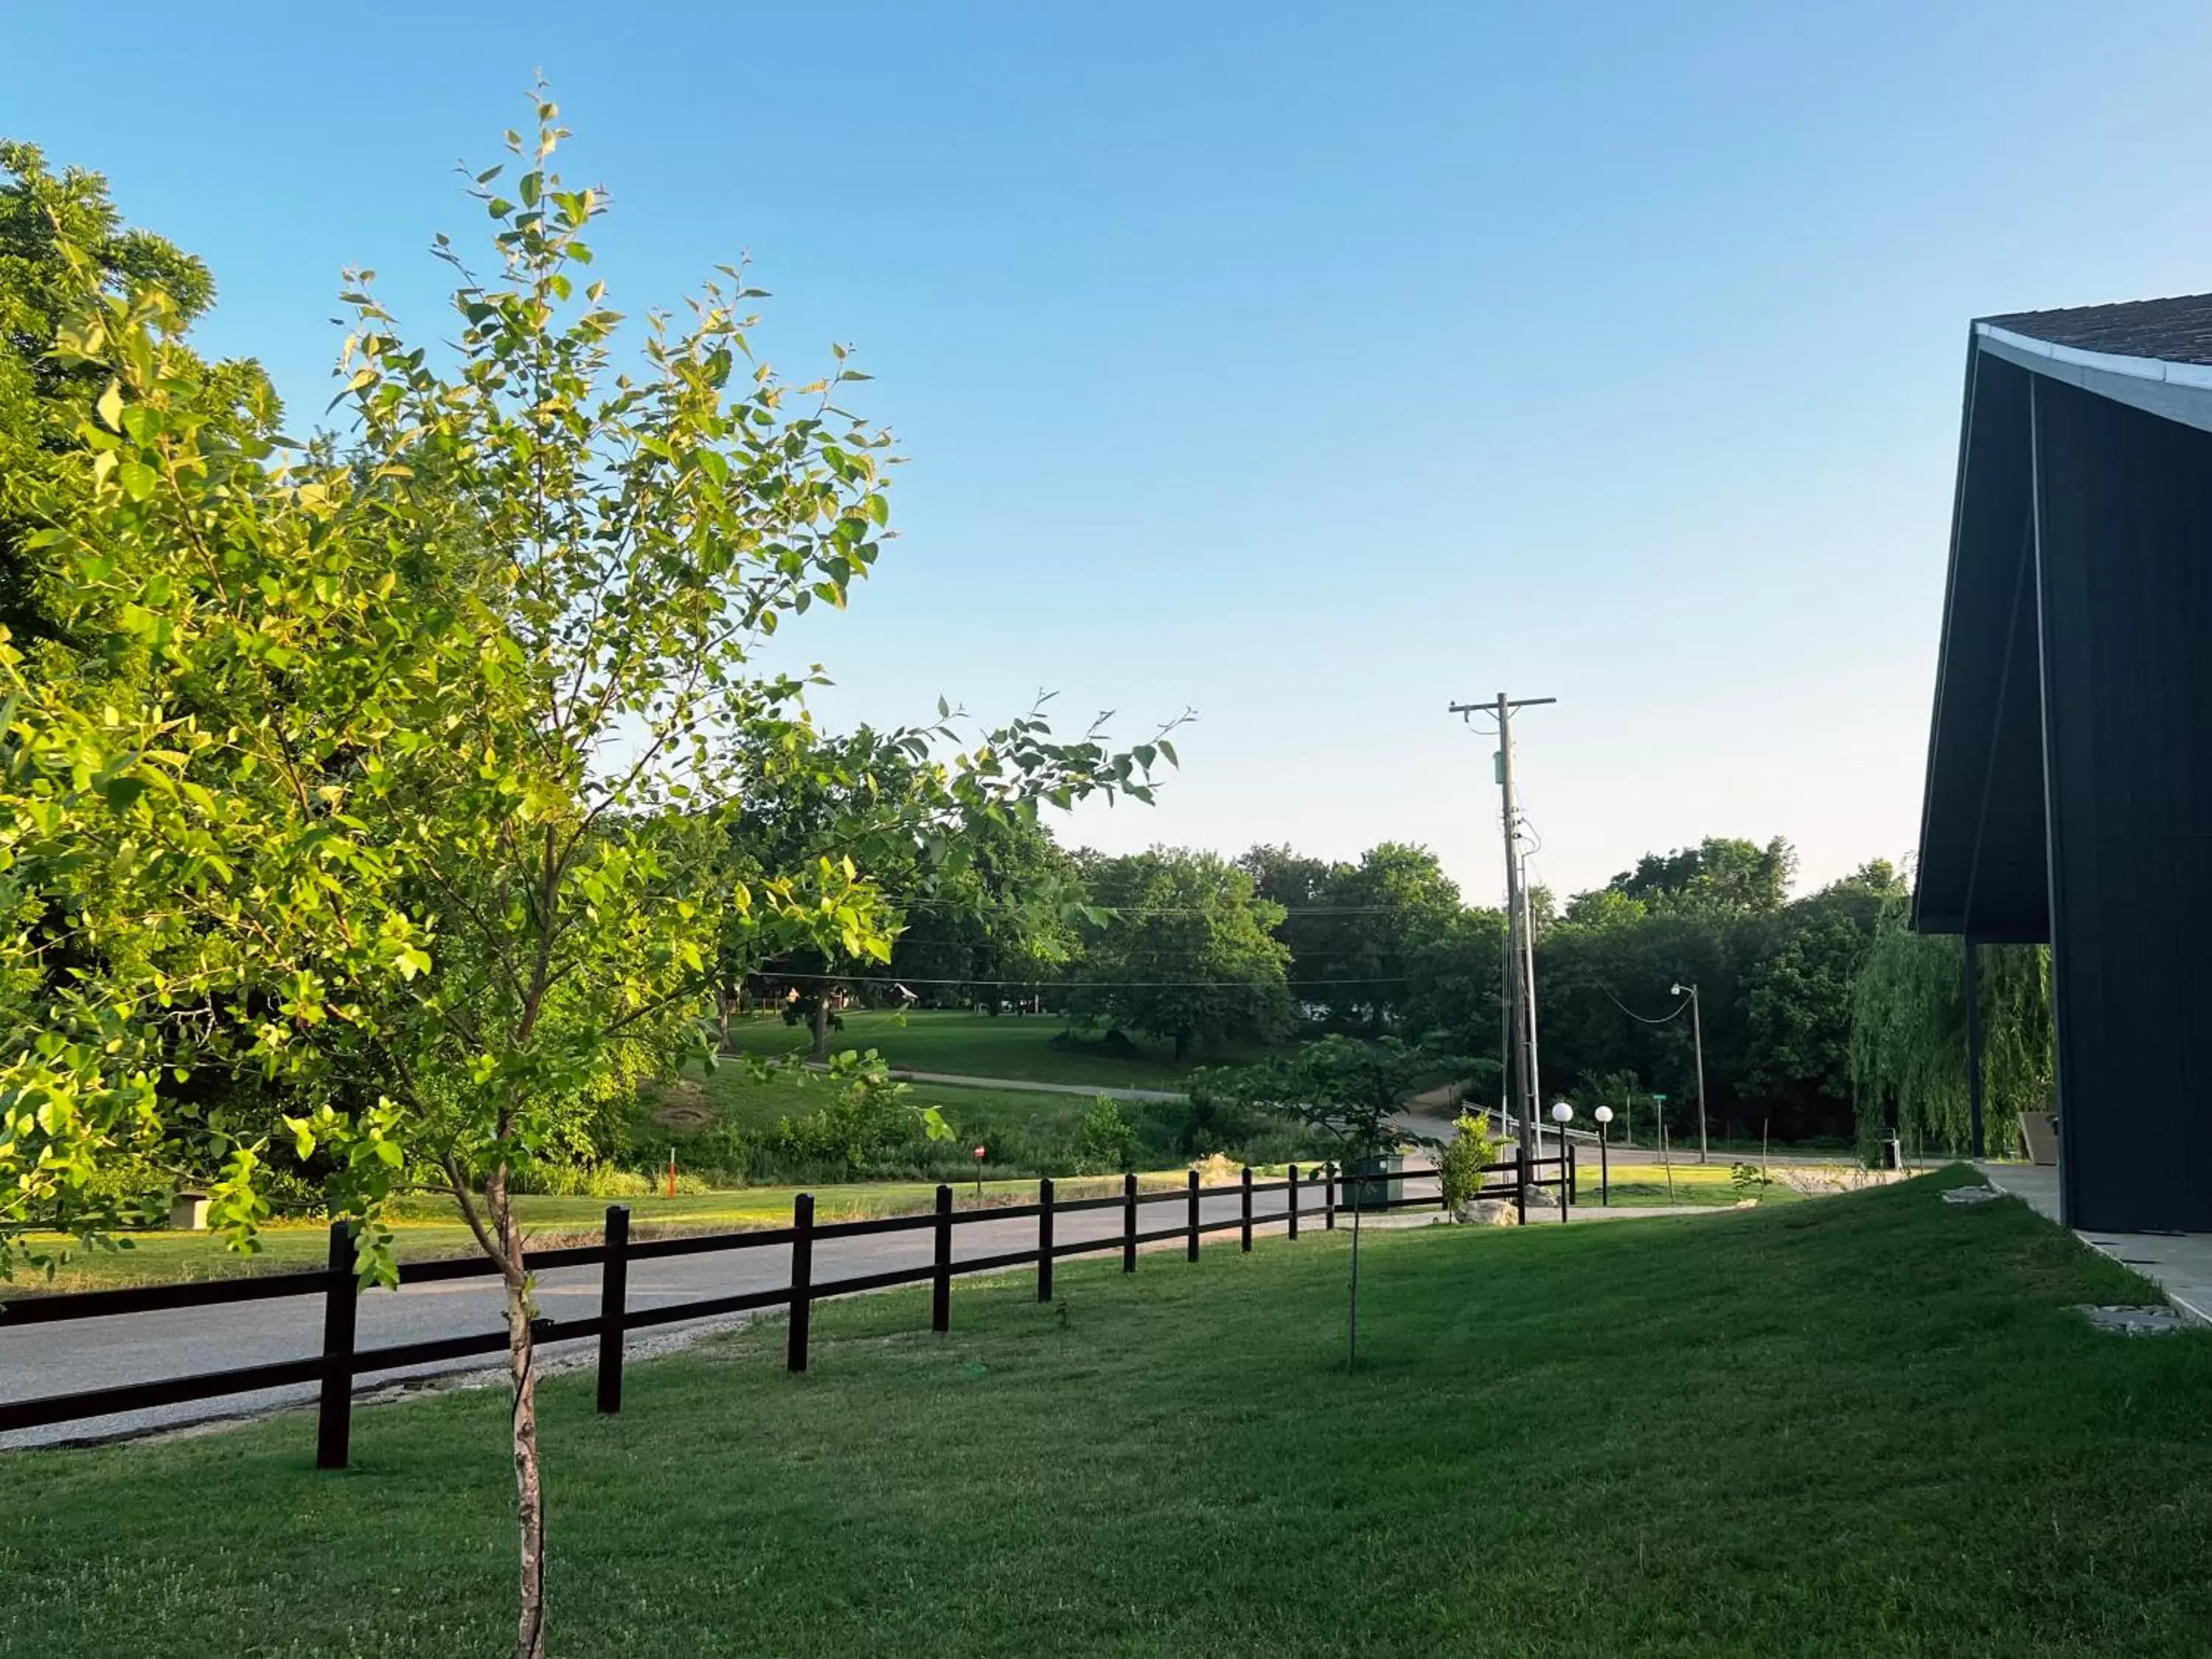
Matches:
[883,1068,1185,1104]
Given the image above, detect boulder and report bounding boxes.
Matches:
[1453,1199,1519,1226]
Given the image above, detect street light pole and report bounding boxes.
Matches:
[1593,1105,1613,1206]
[1550,1101,1573,1224]
[1671,981,1710,1165]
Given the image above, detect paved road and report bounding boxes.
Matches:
[1,1174,1436,1450]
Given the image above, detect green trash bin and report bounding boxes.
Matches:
[1344,1153,1405,1213]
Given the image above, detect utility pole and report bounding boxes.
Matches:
[1451,692,1555,1193]
[1671,981,1710,1164]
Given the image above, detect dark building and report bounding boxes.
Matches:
[1913,293,2212,1232]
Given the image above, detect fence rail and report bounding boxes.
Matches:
[0,1149,1573,1462]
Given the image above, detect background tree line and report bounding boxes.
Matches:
[758,827,1950,1149]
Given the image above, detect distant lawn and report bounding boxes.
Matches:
[683,1061,1097,1145]
[724,1007,1273,1087]
[10,1170,2212,1656]
[1582,1161,1809,1208]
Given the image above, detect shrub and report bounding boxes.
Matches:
[1075,1096,1137,1173]
[1189,1151,1242,1186]
[509,1162,667,1198]
[1438,1113,1500,1211]
[1173,1069,1256,1155]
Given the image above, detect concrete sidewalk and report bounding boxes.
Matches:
[1978,1162,2212,1324]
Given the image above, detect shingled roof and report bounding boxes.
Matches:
[1978,292,2212,367]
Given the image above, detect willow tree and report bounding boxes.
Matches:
[1,95,1169,1659]
[1847,903,2053,1159]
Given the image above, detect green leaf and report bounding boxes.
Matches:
[116,462,157,501]
[96,379,123,432]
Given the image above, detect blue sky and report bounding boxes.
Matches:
[9,1,2212,905]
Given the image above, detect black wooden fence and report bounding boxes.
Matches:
[0,1151,1571,1466]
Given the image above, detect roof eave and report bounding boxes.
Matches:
[1975,324,2212,438]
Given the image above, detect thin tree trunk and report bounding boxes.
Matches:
[1348,1194,1362,1373]
[487,1164,548,1659]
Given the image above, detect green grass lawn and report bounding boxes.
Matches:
[724,1006,1268,1086]
[9,1169,2212,1656]
[1582,1161,1809,1208]
[684,1060,1098,1143]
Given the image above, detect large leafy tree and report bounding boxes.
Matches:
[1848,903,2051,1160]
[1595,835,1797,919]
[1236,841,1338,987]
[1,98,1166,1659]
[0,142,271,651]
[880,800,1085,1001]
[717,723,1103,1051]
[1520,841,1888,1143]
[1071,846,1293,1062]
[1394,901,1509,1092]
[1742,909,1866,1131]
[1310,841,1462,1032]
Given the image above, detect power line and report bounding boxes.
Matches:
[1603,990,1691,1026]
[883,897,1453,918]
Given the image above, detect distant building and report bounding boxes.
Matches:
[1914,294,2212,1231]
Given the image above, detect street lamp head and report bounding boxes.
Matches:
[1593,1105,1613,1124]
[1669,983,1684,997]
[1551,1101,1574,1124]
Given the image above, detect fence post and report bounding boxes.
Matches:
[1515,1147,1528,1226]
[932,1184,953,1334]
[316,1221,357,1471]
[1037,1177,1055,1303]
[1186,1168,1200,1261]
[787,1192,814,1374]
[1288,1164,1301,1241]
[597,1204,630,1415]
[1119,1172,1139,1273]
[1240,1166,1253,1253]
[1324,1161,1337,1231]
[1568,1143,1579,1206]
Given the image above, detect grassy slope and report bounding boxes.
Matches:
[1586,1161,1806,1207]
[725,1007,1268,1086]
[686,1062,1097,1144]
[9,1171,2212,1657]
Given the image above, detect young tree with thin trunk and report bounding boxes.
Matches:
[0,93,1169,1659]
[1209,1037,1485,1369]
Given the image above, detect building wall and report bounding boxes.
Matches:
[2032,375,2212,1231]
